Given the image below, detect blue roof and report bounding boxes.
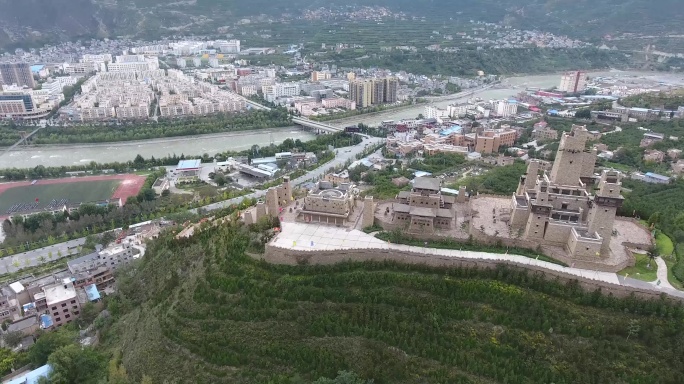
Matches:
[645,172,670,181]
[414,171,432,178]
[7,364,52,384]
[177,159,201,169]
[85,284,101,301]
[439,125,462,136]
[548,109,559,114]
[39,314,53,329]
[22,302,35,312]
[30,65,44,73]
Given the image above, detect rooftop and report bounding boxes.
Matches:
[43,281,77,306]
[177,159,201,170]
[413,177,441,191]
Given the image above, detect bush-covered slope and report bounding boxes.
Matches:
[101,221,684,383]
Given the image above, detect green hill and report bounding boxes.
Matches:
[100,220,684,383]
[2,0,684,50]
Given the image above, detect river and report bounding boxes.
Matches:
[1,127,316,168]
[5,70,684,169]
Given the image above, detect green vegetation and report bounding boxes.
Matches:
[0,180,120,213]
[618,252,658,282]
[26,109,291,145]
[97,221,684,383]
[620,179,684,286]
[620,92,684,111]
[410,153,465,174]
[376,230,564,265]
[455,162,527,195]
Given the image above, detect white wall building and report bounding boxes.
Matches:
[493,99,519,117]
[262,83,300,102]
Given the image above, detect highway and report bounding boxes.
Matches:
[0,237,86,275]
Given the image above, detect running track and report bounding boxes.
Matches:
[0,174,146,203]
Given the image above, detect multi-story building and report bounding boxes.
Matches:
[532,121,559,141]
[559,71,588,93]
[392,177,455,232]
[321,97,355,110]
[371,79,385,105]
[215,39,241,54]
[349,79,373,108]
[510,126,622,260]
[311,71,332,82]
[262,83,300,102]
[0,88,52,120]
[107,56,159,72]
[43,279,81,328]
[474,128,517,154]
[383,77,399,103]
[493,99,519,117]
[643,149,665,163]
[0,63,35,88]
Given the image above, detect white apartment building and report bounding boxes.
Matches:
[63,62,104,75]
[262,83,300,102]
[192,57,202,67]
[81,54,112,63]
[176,58,187,68]
[493,99,519,117]
[107,56,160,72]
[447,103,471,118]
[214,40,241,54]
[424,105,449,120]
[208,58,219,68]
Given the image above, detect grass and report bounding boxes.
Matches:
[655,231,675,256]
[0,180,121,214]
[663,256,684,290]
[618,252,658,282]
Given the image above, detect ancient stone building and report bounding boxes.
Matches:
[299,181,358,225]
[510,125,624,260]
[392,177,455,232]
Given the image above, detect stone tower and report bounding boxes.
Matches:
[457,186,467,203]
[587,170,624,254]
[549,127,590,186]
[523,180,552,240]
[362,196,375,228]
[281,176,293,205]
[256,201,267,220]
[517,160,540,195]
[266,188,279,217]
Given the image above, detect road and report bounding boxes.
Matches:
[200,135,385,212]
[0,237,86,275]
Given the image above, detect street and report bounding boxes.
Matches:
[0,237,86,275]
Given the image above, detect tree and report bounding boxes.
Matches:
[3,331,24,348]
[78,302,100,327]
[214,172,227,187]
[0,348,18,376]
[313,371,374,384]
[48,345,104,384]
[29,329,76,366]
[646,246,658,269]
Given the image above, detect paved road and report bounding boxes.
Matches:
[0,238,86,275]
[654,256,675,289]
[199,135,384,212]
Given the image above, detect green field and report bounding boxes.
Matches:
[0,180,121,215]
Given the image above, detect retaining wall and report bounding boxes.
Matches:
[263,245,681,302]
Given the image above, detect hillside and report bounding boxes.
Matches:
[99,220,684,383]
[1,0,684,50]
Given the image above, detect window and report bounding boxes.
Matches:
[70,300,76,304]
[53,312,59,317]
[73,306,78,310]
[51,306,57,311]
[55,317,61,322]
[65,314,70,319]
[74,311,80,315]
[61,303,66,307]
[561,203,568,210]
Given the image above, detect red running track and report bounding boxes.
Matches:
[0,174,147,203]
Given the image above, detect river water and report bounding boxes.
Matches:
[1,128,316,168]
[4,70,684,169]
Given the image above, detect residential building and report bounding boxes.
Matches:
[107,56,159,72]
[667,149,682,160]
[349,79,373,108]
[43,279,81,328]
[262,83,300,102]
[633,172,671,184]
[383,77,399,103]
[324,170,350,185]
[371,79,385,105]
[474,128,517,154]
[672,160,684,175]
[559,71,587,93]
[493,99,518,117]
[0,63,35,88]
[0,88,52,120]
[392,177,456,232]
[532,122,559,141]
[311,71,332,82]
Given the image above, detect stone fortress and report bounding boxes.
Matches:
[250,124,651,272]
[510,125,625,261]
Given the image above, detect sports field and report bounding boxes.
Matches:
[0,174,146,217]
